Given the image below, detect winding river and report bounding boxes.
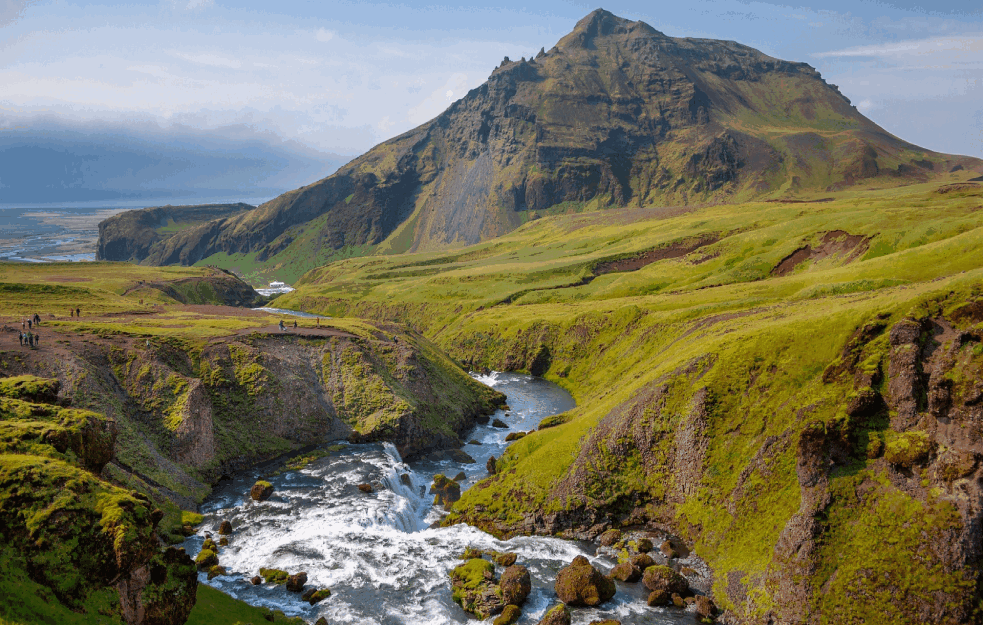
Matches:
[186,372,696,624]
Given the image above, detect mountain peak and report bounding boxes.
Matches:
[560,8,662,50]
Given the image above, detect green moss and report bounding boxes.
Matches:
[450,558,496,605]
[259,567,290,584]
[0,375,60,403]
[884,430,931,467]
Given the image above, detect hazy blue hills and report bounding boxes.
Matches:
[0,120,347,206]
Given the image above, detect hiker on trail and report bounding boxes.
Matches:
[70,308,74,317]
[18,333,23,347]
[28,333,34,349]
[33,313,40,325]
[76,307,80,317]
[21,319,25,330]
[316,317,320,327]
[33,333,39,347]
[279,320,285,332]
[293,320,298,329]
[27,319,31,330]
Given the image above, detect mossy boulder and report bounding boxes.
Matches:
[450,558,503,619]
[495,551,517,566]
[647,589,670,606]
[695,595,718,621]
[500,564,531,605]
[202,538,218,552]
[285,571,308,592]
[259,567,290,584]
[195,549,218,570]
[207,564,227,580]
[250,480,274,501]
[126,545,198,625]
[659,540,676,559]
[303,587,331,604]
[598,529,622,546]
[218,520,233,535]
[430,474,462,510]
[609,561,641,582]
[642,565,688,595]
[884,430,932,467]
[358,483,373,493]
[487,455,497,474]
[537,603,571,625]
[492,418,508,428]
[494,604,522,625]
[554,555,616,606]
[505,431,526,442]
[629,553,655,570]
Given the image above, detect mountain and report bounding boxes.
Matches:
[98,9,982,283]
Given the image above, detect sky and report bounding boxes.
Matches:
[1,0,982,196]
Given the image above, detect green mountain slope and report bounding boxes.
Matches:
[103,9,982,285]
[276,179,983,624]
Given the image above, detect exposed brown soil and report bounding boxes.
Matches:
[937,183,980,194]
[593,235,719,276]
[46,276,93,282]
[764,197,835,204]
[771,230,870,277]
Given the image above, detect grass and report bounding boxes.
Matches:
[275,179,983,622]
[184,585,304,625]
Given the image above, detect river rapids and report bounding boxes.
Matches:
[186,372,696,624]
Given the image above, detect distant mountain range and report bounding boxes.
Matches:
[0,120,346,205]
[97,9,983,283]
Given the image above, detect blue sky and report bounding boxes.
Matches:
[1,0,982,159]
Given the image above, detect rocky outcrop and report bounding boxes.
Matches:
[450,558,504,619]
[430,474,462,510]
[500,564,531,605]
[96,203,253,262]
[554,555,616,606]
[0,387,197,625]
[250,481,274,501]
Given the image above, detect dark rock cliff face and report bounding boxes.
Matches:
[97,203,253,262]
[112,9,981,270]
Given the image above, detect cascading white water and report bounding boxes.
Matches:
[189,373,693,625]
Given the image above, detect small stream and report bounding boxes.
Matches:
[186,372,697,624]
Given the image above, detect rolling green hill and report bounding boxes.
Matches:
[100,9,982,285]
[276,179,983,624]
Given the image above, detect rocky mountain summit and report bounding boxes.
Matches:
[99,9,981,281]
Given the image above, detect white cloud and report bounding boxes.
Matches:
[814,35,983,61]
[315,28,334,42]
[170,51,242,69]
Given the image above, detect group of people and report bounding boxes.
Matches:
[18,313,43,349]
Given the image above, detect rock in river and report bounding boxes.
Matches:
[554,555,615,606]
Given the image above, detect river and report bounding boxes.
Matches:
[185,372,696,624]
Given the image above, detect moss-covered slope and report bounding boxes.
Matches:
[0,377,197,625]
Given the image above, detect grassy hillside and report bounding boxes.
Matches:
[277,178,983,624]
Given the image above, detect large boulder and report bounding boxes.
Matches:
[218,520,233,535]
[609,561,641,582]
[537,604,571,625]
[598,529,621,546]
[250,480,274,501]
[500,565,531,605]
[494,604,522,625]
[450,558,504,619]
[430,474,462,510]
[194,549,218,570]
[286,571,308,592]
[642,565,688,596]
[695,595,718,620]
[487,455,497,474]
[554,555,616,606]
